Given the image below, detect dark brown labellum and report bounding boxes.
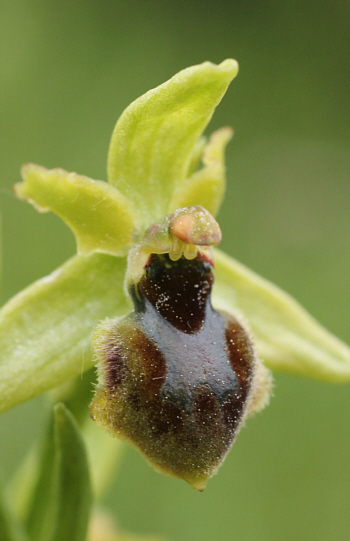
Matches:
[90,252,267,490]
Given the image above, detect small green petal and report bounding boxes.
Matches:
[186,136,207,176]
[213,249,350,382]
[107,59,238,226]
[168,127,233,216]
[0,254,130,414]
[15,164,139,256]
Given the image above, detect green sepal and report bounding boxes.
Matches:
[213,249,350,382]
[50,403,92,541]
[15,164,139,256]
[0,480,28,541]
[0,253,130,414]
[169,127,232,216]
[107,59,238,225]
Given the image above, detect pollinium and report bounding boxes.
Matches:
[90,207,269,490]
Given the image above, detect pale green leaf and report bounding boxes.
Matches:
[51,403,92,541]
[213,249,350,382]
[24,417,56,541]
[7,394,123,521]
[15,165,139,257]
[108,59,238,225]
[18,407,92,541]
[0,253,130,414]
[6,449,38,523]
[50,370,125,499]
[0,480,28,541]
[7,371,96,524]
[168,127,232,216]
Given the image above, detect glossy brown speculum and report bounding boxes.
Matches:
[90,252,258,489]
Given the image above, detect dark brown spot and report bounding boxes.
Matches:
[225,318,254,391]
[148,396,185,436]
[106,346,128,389]
[130,327,167,397]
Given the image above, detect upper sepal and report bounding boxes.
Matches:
[107,59,238,226]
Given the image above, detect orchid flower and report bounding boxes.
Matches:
[1,60,349,494]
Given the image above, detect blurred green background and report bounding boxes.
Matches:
[1,1,349,540]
